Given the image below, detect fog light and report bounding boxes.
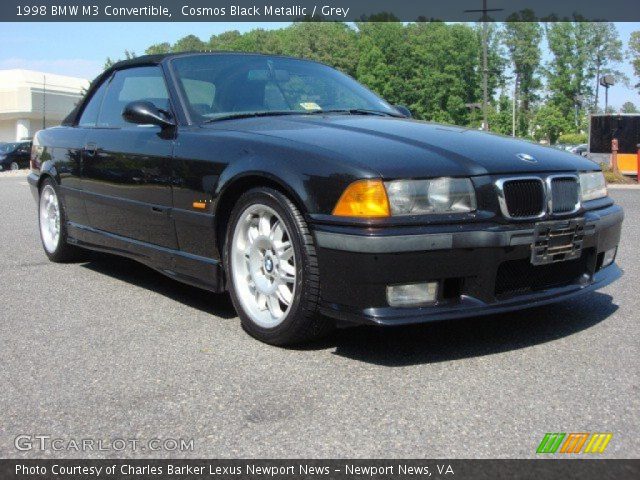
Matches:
[603,248,617,267]
[386,282,438,307]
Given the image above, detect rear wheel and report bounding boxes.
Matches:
[10,162,19,171]
[224,187,332,345]
[38,179,83,262]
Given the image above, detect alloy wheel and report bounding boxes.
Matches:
[39,184,61,253]
[230,204,296,328]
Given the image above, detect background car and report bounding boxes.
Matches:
[570,144,589,156]
[0,141,32,171]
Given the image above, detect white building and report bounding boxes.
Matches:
[0,69,89,142]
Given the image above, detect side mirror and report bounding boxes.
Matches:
[394,105,412,118]
[122,101,174,129]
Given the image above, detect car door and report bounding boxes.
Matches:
[82,66,177,249]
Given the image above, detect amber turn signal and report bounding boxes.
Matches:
[332,179,390,217]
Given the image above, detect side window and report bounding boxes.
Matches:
[78,79,109,127]
[97,66,170,128]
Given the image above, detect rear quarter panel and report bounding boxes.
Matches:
[33,126,88,225]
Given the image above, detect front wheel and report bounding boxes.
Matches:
[224,188,332,345]
[10,162,19,171]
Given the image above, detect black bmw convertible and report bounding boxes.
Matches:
[29,52,623,345]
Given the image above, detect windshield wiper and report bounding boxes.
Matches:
[202,109,404,123]
[308,108,403,117]
[202,111,306,123]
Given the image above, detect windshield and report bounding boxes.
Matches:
[170,54,397,123]
[0,143,19,153]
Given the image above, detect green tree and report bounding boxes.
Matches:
[355,35,391,98]
[621,101,638,113]
[502,11,542,136]
[355,21,411,103]
[172,34,207,53]
[588,23,624,112]
[145,42,171,55]
[544,21,594,126]
[532,103,573,144]
[488,93,515,135]
[233,28,284,55]
[630,31,640,93]
[208,30,244,50]
[403,22,484,124]
[279,23,358,76]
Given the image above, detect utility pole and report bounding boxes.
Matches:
[42,74,46,130]
[482,13,488,131]
[574,94,584,128]
[464,0,503,131]
[512,75,518,137]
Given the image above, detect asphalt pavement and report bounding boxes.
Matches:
[0,172,638,458]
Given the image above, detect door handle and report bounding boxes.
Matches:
[83,142,98,156]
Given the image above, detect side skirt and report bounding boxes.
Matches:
[67,222,225,293]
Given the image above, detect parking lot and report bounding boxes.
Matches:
[0,172,638,458]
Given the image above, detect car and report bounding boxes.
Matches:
[0,141,31,171]
[570,144,589,156]
[28,52,623,345]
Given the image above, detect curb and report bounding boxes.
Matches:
[608,184,640,190]
[0,171,29,179]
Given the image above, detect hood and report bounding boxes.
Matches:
[207,115,598,178]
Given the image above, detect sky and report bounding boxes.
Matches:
[0,21,638,109]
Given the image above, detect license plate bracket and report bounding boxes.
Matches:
[531,218,585,265]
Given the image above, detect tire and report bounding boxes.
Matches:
[223,187,333,345]
[38,178,84,262]
[10,162,19,171]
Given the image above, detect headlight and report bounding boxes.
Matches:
[579,171,607,202]
[385,177,476,215]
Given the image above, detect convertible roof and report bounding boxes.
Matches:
[105,53,170,72]
[105,51,308,72]
[63,51,316,125]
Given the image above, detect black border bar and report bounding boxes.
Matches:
[2,459,639,480]
[3,0,640,22]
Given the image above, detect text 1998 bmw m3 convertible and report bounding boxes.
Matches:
[29,52,623,345]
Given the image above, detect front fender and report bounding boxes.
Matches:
[214,159,310,214]
[212,139,378,216]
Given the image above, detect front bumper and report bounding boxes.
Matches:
[313,205,623,326]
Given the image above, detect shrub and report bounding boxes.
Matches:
[557,133,587,145]
[600,163,635,184]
